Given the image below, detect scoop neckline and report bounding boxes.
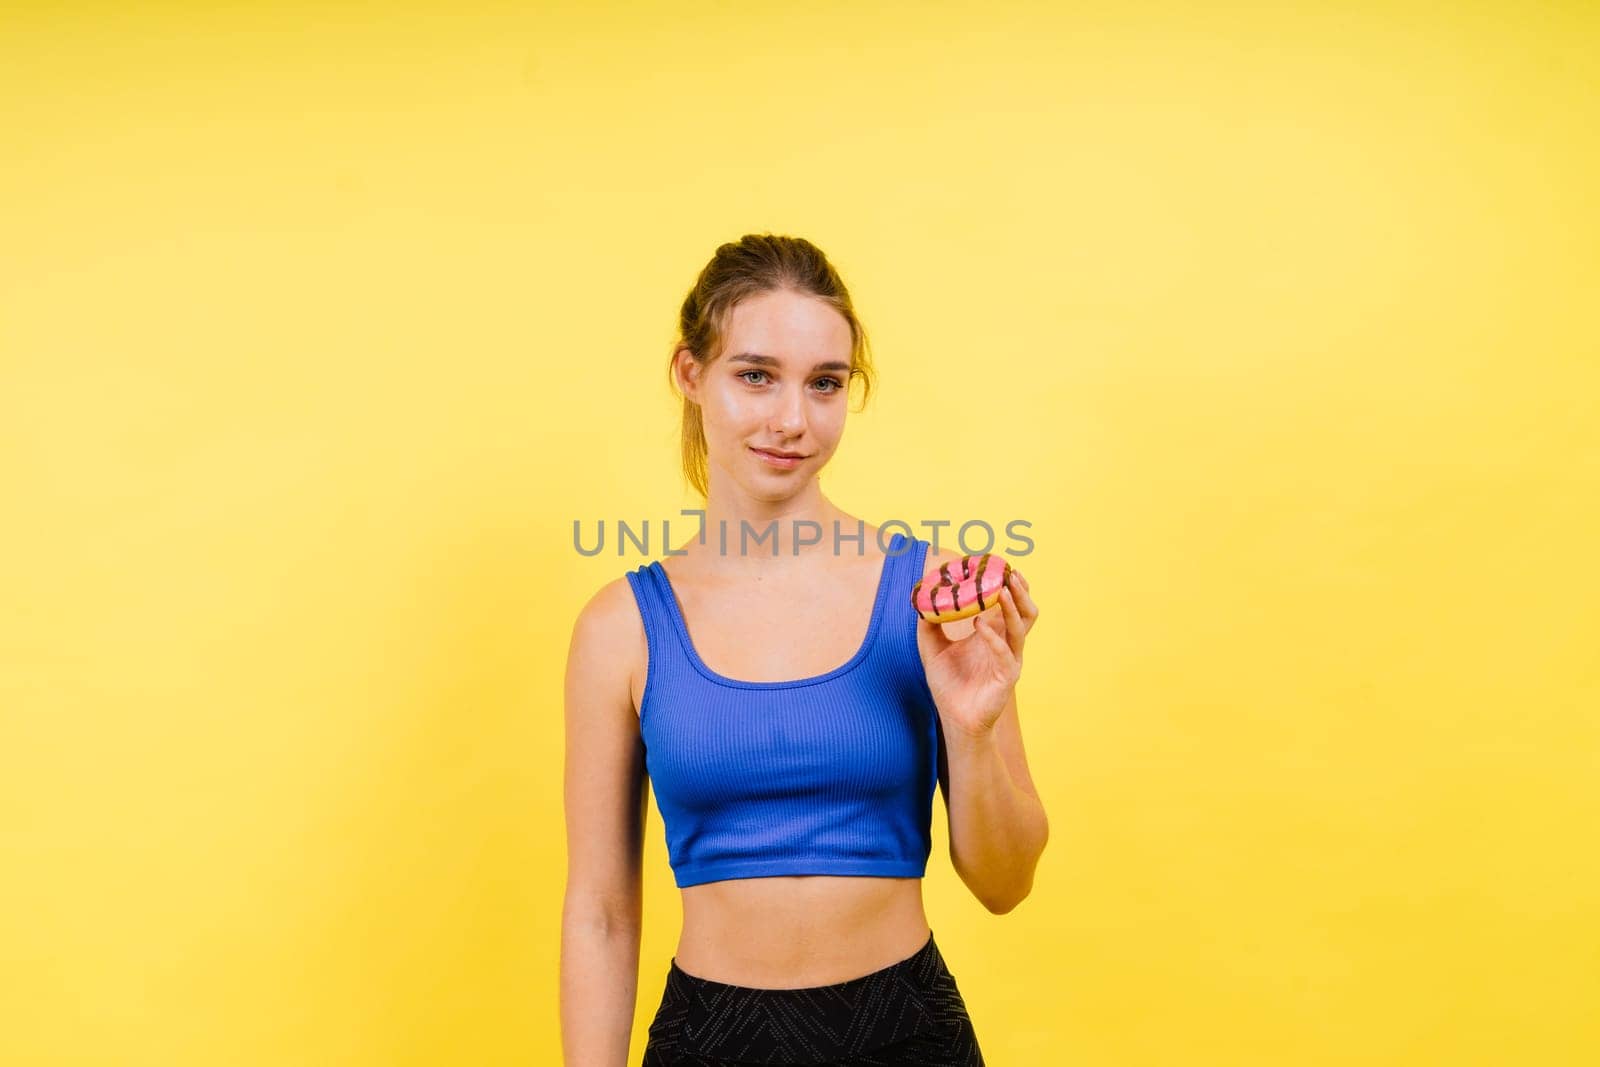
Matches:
[651,532,906,690]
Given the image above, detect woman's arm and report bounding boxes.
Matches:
[919,548,1049,914]
[560,578,649,1066]
[938,690,1049,914]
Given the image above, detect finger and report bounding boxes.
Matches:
[1008,569,1038,621]
[999,585,1026,661]
[976,610,1019,674]
[917,613,954,656]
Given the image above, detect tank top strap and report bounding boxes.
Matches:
[877,530,913,609]
[883,533,933,662]
[623,560,682,689]
[883,529,923,579]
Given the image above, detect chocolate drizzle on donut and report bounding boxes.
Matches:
[974,553,992,610]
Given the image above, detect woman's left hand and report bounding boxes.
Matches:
[915,566,1039,739]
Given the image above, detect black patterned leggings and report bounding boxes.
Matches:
[640,929,986,1066]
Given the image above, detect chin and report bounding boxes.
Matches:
[740,471,812,502]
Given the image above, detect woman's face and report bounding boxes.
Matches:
[679,288,854,501]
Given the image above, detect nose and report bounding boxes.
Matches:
[770,383,806,436]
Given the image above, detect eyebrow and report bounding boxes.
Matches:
[727,352,852,373]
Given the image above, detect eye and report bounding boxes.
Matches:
[739,370,768,385]
[814,376,844,393]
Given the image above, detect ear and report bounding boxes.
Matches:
[674,348,702,402]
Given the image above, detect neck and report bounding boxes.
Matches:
[682,481,859,569]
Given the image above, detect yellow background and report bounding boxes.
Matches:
[3,2,1596,1064]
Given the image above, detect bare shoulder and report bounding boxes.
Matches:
[565,574,646,715]
[923,543,971,572]
[573,573,643,633]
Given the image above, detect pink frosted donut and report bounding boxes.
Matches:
[910,552,1014,623]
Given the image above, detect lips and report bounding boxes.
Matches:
[753,447,806,459]
[750,446,807,470]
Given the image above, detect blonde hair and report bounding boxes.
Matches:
[668,233,876,498]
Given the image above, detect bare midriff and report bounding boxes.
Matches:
[673,875,932,988]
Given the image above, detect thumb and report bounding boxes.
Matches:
[916,613,954,659]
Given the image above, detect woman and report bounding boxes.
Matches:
[561,233,1048,1066]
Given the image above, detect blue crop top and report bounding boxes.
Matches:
[624,533,942,889]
